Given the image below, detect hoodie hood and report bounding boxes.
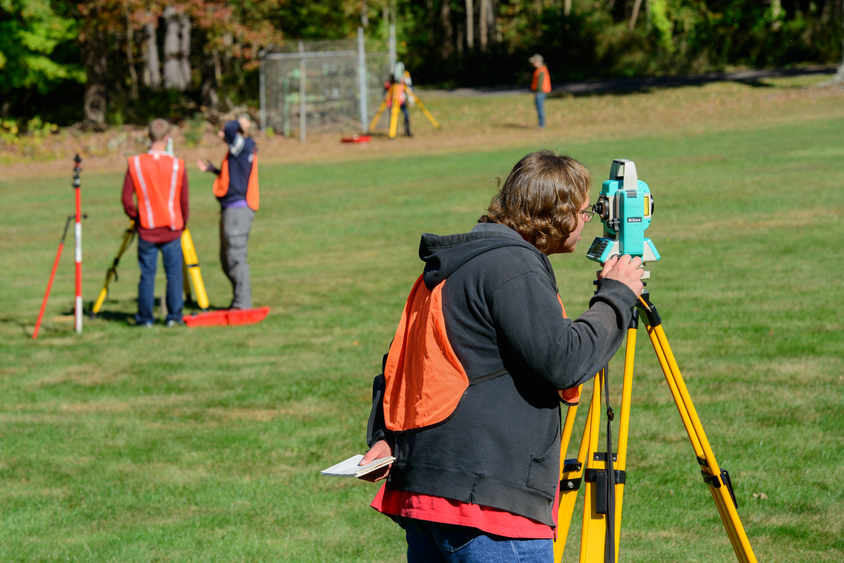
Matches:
[419,222,547,289]
[223,120,242,144]
[223,120,247,157]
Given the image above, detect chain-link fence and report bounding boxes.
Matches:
[259,28,395,141]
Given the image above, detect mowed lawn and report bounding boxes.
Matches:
[1,90,843,562]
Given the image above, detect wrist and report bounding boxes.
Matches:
[594,278,639,307]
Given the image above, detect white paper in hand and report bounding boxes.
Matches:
[321,454,395,478]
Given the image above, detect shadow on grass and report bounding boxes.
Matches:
[89,308,136,325]
[498,123,538,129]
[0,315,38,338]
[183,300,230,313]
[548,81,775,101]
[87,297,231,324]
[546,68,813,100]
[734,79,776,88]
[361,130,418,141]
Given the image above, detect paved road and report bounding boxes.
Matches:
[424,65,839,97]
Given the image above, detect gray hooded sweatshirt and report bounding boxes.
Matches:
[368,222,637,527]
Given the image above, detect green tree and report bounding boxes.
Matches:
[0,0,84,114]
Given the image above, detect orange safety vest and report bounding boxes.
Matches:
[556,294,581,405]
[532,65,551,94]
[385,82,406,107]
[127,152,185,231]
[212,151,260,211]
[383,275,579,433]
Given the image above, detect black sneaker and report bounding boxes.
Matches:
[166,319,185,327]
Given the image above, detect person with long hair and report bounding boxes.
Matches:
[361,151,644,562]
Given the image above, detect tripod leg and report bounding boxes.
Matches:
[182,260,193,305]
[607,316,639,560]
[92,224,135,315]
[389,85,401,139]
[33,241,65,340]
[579,372,609,561]
[368,100,388,132]
[92,273,113,315]
[554,384,590,562]
[407,90,441,129]
[645,323,758,563]
[181,229,210,312]
[580,311,639,561]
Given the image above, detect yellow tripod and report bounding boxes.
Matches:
[92,223,210,315]
[553,290,757,563]
[368,81,441,139]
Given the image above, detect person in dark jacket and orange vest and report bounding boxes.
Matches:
[197,118,259,309]
[122,118,189,327]
[360,151,645,562]
[530,54,552,128]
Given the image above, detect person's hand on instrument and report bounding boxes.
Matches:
[358,440,393,483]
[600,255,645,296]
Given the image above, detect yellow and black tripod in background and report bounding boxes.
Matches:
[553,290,757,563]
[368,79,441,139]
[92,222,210,316]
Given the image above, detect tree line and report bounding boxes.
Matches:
[1,0,841,130]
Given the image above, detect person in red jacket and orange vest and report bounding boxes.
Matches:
[122,118,189,327]
[529,54,552,129]
[196,118,259,310]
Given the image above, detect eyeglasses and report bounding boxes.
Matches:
[580,207,595,223]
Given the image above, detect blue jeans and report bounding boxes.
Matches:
[137,237,183,324]
[396,517,553,563]
[535,93,547,128]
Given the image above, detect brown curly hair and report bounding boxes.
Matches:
[479,150,593,253]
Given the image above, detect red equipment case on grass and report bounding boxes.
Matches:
[183,307,270,327]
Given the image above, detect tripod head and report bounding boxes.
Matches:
[586,159,660,279]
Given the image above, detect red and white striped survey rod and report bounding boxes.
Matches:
[73,155,83,334]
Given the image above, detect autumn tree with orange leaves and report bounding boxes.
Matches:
[74,0,281,126]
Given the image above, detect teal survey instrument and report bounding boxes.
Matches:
[586,159,660,268]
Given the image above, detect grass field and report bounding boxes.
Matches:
[1,76,843,562]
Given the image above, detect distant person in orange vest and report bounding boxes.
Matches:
[385,75,412,137]
[529,54,552,128]
[122,118,189,327]
[196,117,259,310]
